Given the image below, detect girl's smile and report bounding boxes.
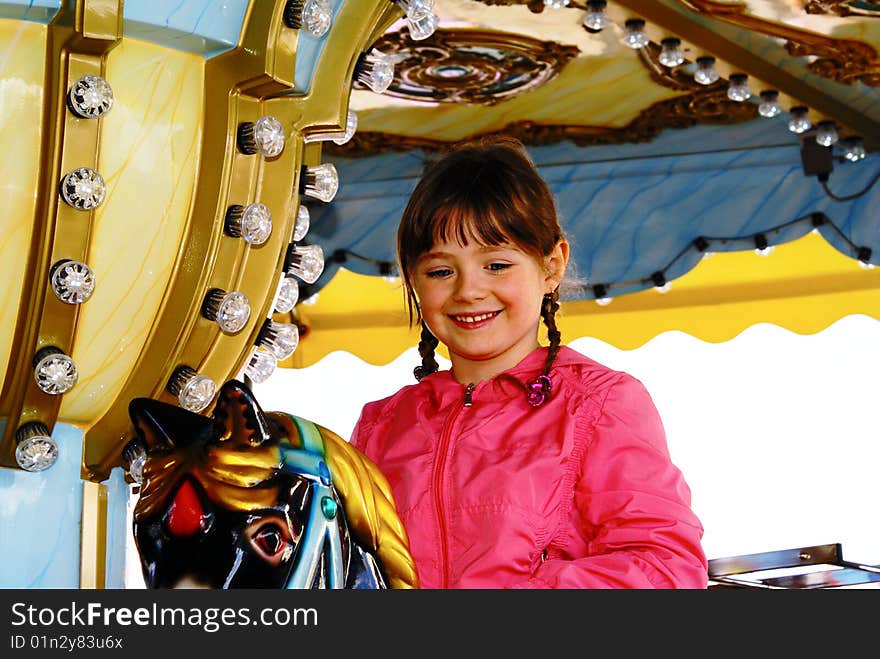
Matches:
[449,309,501,328]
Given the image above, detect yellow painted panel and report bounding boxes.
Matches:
[0,20,46,386]
[354,54,676,141]
[61,38,204,424]
[289,232,880,367]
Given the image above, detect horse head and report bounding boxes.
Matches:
[128,379,418,589]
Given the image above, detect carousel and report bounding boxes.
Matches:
[1,0,879,589]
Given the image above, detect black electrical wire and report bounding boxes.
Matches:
[820,169,880,202]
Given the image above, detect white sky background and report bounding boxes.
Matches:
[252,314,880,567]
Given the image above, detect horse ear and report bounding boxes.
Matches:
[212,379,275,446]
[128,397,212,451]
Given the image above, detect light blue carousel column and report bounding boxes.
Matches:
[0,422,128,588]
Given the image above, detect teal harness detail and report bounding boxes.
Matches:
[280,415,345,589]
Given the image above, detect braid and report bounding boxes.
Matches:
[413,323,439,381]
[541,289,562,378]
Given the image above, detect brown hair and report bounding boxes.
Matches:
[397,136,565,384]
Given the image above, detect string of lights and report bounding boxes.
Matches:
[588,211,873,305]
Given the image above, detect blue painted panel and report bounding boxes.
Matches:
[0,423,83,588]
[312,119,880,300]
[123,0,249,58]
[104,467,130,589]
[0,0,60,22]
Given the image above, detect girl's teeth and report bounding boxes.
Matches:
[456,312,495,322]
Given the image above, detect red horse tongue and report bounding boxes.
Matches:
[166,479,206,537]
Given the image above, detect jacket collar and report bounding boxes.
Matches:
[418,346,561,408]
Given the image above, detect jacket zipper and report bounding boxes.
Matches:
[433,383,474,588]
[463,382,475,406]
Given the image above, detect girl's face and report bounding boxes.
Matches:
[412,236,568,384]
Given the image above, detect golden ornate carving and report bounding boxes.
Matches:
[328,91,756,156]
[355,28,579,105]
[328,40,756,157]
[803,1,880,18]
[680,0,880,86]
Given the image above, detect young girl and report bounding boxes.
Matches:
[350,137,708,589]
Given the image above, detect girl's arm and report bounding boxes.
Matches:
[520,374,708,589]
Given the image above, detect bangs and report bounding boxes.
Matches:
[428,202,522,252]
[415,165,542,257]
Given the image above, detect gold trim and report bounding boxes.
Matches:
[0,0,123,469]
[80,480,108,589]
[804,1,880,18]
[679,0,880,86]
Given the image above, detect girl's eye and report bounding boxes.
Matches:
[426,268,453,278]
[487,262,511,272]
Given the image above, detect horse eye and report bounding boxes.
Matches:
[254,526,284,555]
[247,519,292,564]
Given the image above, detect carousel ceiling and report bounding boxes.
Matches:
[287,0,880,366]
[329,0,880,155]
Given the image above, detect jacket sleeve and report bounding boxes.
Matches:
[522,373,708,589]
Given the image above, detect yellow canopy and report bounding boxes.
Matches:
[287,232,880,368]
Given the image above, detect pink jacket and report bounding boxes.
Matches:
[351,346,708,589]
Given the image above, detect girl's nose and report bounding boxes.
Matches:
[452,269,486,301]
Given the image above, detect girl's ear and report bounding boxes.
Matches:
[544,239,570,293]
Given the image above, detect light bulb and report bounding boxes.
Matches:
[15,422,58,472]
[842,136,866,162]
[659,38,684,67]
[727,73,752,102]
[33,347,77,395]
[245,347,277,384]
[60,167,106,210]
[787,106,811,134]
[758,90,781,118]
[166,365,217,413]
[407,8,437,40]
[285,244,325,284]
[238,116,285,157]
[68,75,113,118]
[357,49,396,94]
[301,0,332,38]
[301,163,339,202]
[623,19,649,49]
[258,320,300,360]
[815,120,839,147]
[694,56,720,85]
[754,234,774,257]
[274,276,300,313]
[225,203,273,245]
[582,0,609,31]
[50,259,96,304]
[292,204,310,242]
[201,289,251,334]
[123,439,147,484]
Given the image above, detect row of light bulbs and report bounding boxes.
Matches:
[588,212,874,306]
[542,0,869,160]
[13,74,119,474]
[22,8,411,472]
[287,0,438,41]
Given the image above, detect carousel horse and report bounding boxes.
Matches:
[128,379,418,589]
